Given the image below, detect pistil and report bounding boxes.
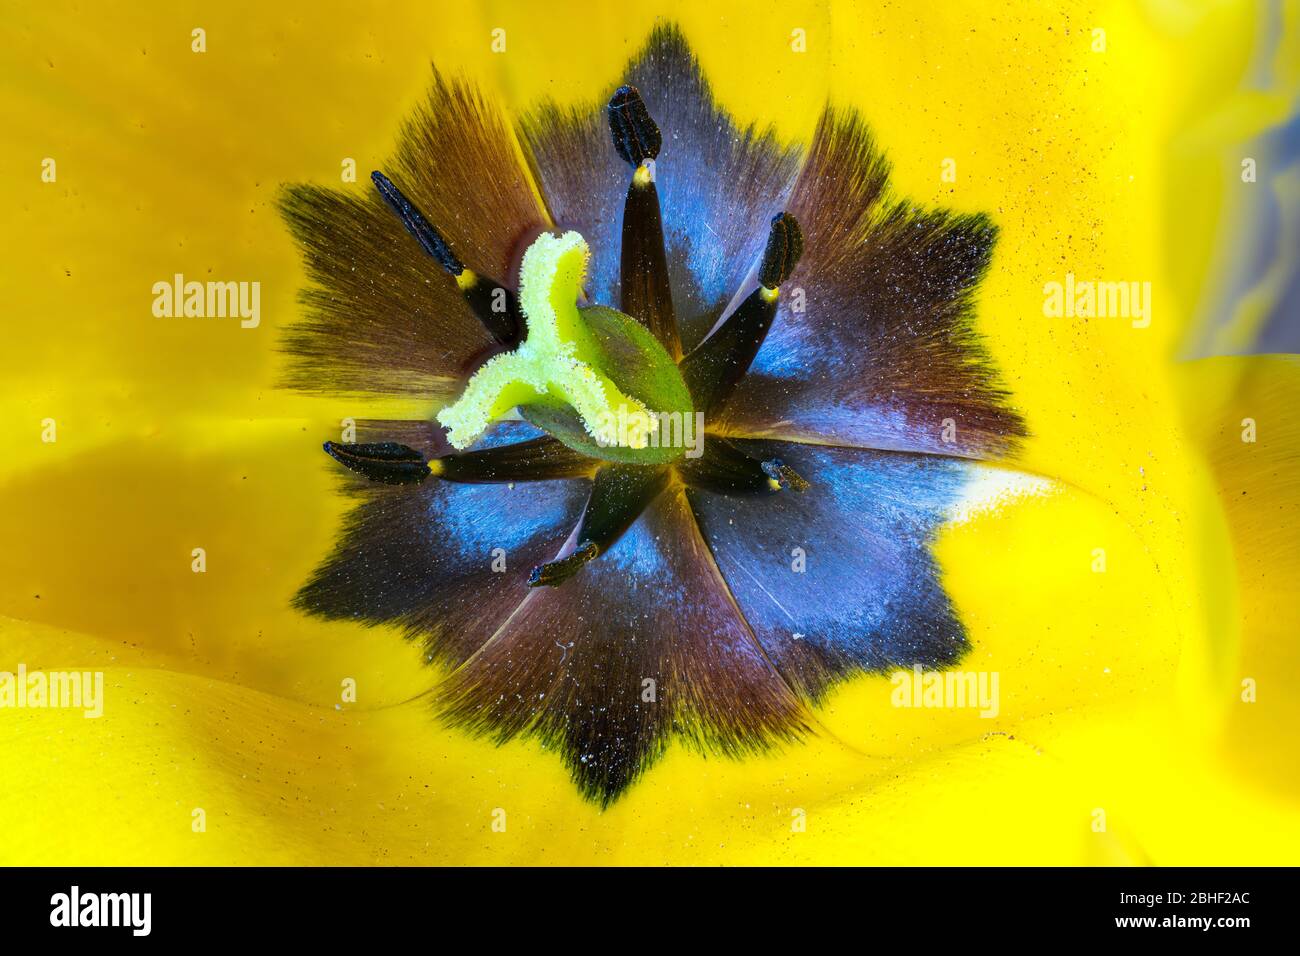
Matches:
[435,231,658,452]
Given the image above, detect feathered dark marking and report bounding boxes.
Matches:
[438,488,812,807]
[279,67,546,398]
[288,24,1032,808]
[687,439,972,702]
[713,106,1028,459]
[388,67,548,282]
[277,185,494,399]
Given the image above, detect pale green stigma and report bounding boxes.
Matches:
[437,231,658,451]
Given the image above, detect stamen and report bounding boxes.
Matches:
[435,436,598,483]
[677,439,809,494]
[679,213,804,415]
[760,457,810,493]
[371,170,461,273]
[758,212,804,291]
[371,170,522,346]
[528,541,599,588]
[529,464,669,587]
[324,436,597,486]
[607,85,661,167]
[608,87,680,357]
[619,162,681,358]
[323,441,431,485]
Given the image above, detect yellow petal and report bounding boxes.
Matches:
[3,0,1298,865]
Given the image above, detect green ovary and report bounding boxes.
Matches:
[437,231,662,452]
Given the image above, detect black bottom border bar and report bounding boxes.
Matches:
[0,866,1288,941]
